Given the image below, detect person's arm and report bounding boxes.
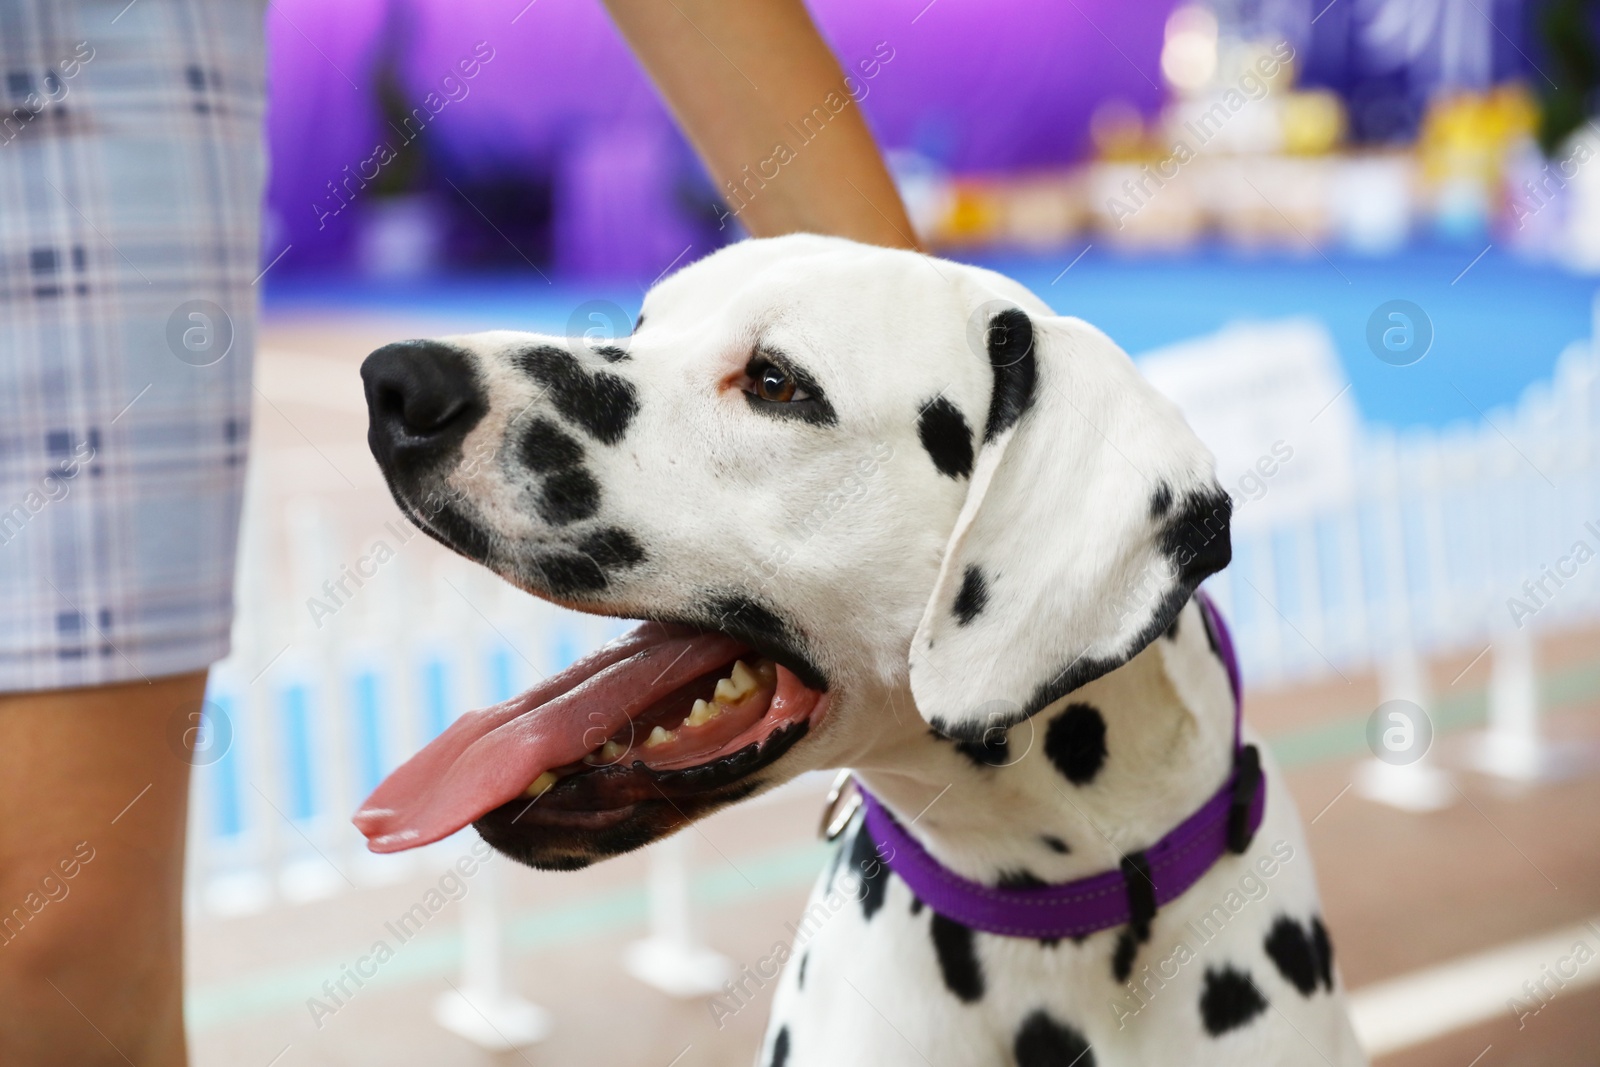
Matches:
[602,0,919,249]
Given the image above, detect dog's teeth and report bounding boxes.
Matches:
[754,659,778,686]
[584,739,627,765]
[524,771,558,798]
[713,659,760,703]
[731,659,760,689]
[687,698,719,727]
[646,725,674,747]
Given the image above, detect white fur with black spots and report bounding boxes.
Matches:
[358,235,1365,1066]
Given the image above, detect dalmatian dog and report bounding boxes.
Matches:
[354,234,1366,1066]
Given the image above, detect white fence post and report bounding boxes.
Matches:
[1467,624,1600,780]
[434,854,551,1049]
[624,832,734,998]
[1355,622,1456,811]
[1472,625,1544,779]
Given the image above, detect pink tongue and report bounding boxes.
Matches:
[353,623,744,852]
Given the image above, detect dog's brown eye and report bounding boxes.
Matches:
[749,359,809,403]
[756,364,795,402]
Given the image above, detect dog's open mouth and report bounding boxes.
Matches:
[353,622,830,856]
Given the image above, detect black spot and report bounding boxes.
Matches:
[997,869,1048,889]
[910,895,925,916]
[941,588,1197,744]
[1312,916,1335,991]
[1264,917,1319,996]
[511,344,638,445]
[927,724,1008,767]
[519,417,584,473]
[413,500,494,566]
[768,1026,790,1067]
[1013,1011,1095,1067]
[1111,851,1157,982]
[1112,928,1140,983]
[531,553,607,595]
[704,595,827,690]
[797,952,808,990]
[1199,967,1268,1036]
[940,482,1232,739]
[1150,480,1173,518]
[983,309,1036,443]
[1266,916,1333,997]
[1045,703,1107,786]
[951,729,1008,768]
[1040,834,1071,854]
[825,826,849,887]
[708,595,787,643]
[846,821,890,921]
[538,468,601,525]
[592,344,629,363]
[1199,599,1222,659]
[1165,611,1181,641]
[930,914,984,1002]
[577,527,646,570]
[1159,485,1232,588]
[916,395,974,479]
[952,565,988,626]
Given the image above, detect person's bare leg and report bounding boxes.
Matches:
[0,670,204,1067]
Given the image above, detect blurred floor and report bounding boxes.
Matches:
[186,317,1600,1066]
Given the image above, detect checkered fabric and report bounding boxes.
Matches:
[0,0,266,691]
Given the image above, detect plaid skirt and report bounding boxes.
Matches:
[0,0,265,691]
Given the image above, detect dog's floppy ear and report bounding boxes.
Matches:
[910,308,1231,743]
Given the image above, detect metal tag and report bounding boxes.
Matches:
[818,769,861,841]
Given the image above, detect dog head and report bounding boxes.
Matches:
[353,234,1229,869]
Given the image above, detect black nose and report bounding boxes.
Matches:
[361,341,486,473]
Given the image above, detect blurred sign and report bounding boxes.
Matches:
[1136,319,1358,530]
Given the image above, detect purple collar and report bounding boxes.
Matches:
[856,593,1264,941]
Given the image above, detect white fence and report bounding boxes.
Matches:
[191,476,630,915]
[188,332,1600,917]
[1207,337,1600,686]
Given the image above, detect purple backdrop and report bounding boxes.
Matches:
[264,0,1176,277]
